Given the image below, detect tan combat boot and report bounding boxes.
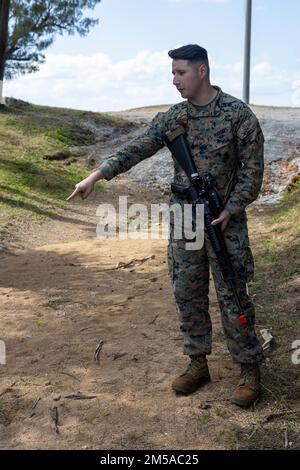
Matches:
[172,355,211,395]
[232,363,261,408]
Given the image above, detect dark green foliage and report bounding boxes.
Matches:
[5,0,101,78]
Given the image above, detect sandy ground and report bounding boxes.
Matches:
[0,178,277,450]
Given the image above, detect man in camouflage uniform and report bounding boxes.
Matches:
[67,44,264,408]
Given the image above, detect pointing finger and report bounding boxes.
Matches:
[66,188,79,201]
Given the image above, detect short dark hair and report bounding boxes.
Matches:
[168,44,208,63]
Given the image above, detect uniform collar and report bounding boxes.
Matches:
[187,86,223,118]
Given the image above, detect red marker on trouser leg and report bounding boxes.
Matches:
[239,314,248,326]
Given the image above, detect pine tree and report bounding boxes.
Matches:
[0,0,101,103]
[0,0,10,103]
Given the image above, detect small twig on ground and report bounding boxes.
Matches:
[0,381,17,396]
[64,393,97,400]
[60,371,80,381]
[199,398,231,409]
[172,336,183,341]
[260,382,279,402]
[94,340,104,364]
[51,406,59,434]
[112,352,127,361]
[32,396,41,410]
[106,254,155,270]
[268,347,294,357]
[30,396,42,418]
[248,427,258,440]
[204,397,231,402]
[148,314,159,325]
[284,426,289,449]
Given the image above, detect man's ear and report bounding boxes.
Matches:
[198,62,207,79]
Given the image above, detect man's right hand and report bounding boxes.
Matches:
[66,170,104,201]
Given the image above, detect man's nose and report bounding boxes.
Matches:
[173,76,180,86]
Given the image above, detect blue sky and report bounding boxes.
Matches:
[5,0,300,111]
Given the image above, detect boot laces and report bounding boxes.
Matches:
[239,364,258,388]
[186,356,206,374]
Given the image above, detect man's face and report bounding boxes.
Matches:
[172,59,204,100]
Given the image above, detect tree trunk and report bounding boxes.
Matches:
[0,0,11,104]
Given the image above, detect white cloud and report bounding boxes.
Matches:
[254,4,267,12]
[4,51,300,111]
[292,79,300,106]
[252,61,272,74]
[4,50,179,111]
[250,61,300,105]
[212,59,300,106]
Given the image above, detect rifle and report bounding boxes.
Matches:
[164,126,249,327]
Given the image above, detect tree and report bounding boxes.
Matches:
[0,0,10,104]
[0,0,101,104]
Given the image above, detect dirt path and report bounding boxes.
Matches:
[0,176,278,450]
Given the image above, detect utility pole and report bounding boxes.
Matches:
[0,0,10,104]
[243,0,252,104]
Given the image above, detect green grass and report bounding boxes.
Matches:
[0,100,132,226]
[234,184,300,449]
[197,410,211,426]
[249,185,300,347]
[1,99,132,135]
[249,184,300,297]
[128,104,172,113]
[40,299,62,309]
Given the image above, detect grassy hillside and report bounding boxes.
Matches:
[240,185,300,449]
[0,100,131,231]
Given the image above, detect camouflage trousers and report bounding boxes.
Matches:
[167,205,264,364]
